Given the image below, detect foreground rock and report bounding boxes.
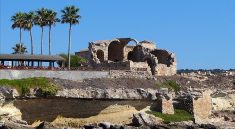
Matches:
[131,112,163,127]
[1,110,232,129]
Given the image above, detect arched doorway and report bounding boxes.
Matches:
[96,50,104,62]
[108,41,124,62]
[127,51,134,61]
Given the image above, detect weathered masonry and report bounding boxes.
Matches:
[76,38,177,76]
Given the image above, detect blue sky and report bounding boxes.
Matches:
[0,0,235,69]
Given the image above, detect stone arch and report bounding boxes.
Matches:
[108,41,124,62]
[108,38,139,62]
[96,50,104,62]
[150,49,173,67]
[129,38,139,45]
[124,39,139,61]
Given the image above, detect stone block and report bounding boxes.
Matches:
[192,90,212,124]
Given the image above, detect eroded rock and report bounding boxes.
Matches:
[132,112,162,127]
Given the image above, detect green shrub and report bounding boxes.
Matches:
[0,77,58,96]
[146,109,193,123]
[58,53,88,67]
[156,80,181,92]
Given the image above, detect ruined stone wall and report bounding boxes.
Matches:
[129,61,150,72]
[140,43,156,50]
[85,38,177,76]
[91,61,152,73]
[109,70,153,79]
[123,46,135,61]
[91,61,131,70]
[89,42,109,64]
[156,63,177,76]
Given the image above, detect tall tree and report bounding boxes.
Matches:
[61,6,81,69]
[24,12,35,55]
[34,8,47,55]
[46,10,60,56]
[11,12,25,53]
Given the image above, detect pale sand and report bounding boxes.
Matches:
[50,104,145,127]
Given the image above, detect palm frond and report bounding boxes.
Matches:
[61,6,81,25]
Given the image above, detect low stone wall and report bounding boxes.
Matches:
[91,61,131,70]
[129,61,150,71]
[0,69,154,81]
[0,70,109,81]
[109,70,153,79]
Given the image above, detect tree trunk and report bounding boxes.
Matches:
[30,29,33,55]
[49,25,52,67]
[68,24,72,70]
[40,27,44,67]
[30,28,34,66]
[41,27,44,55]
[20,27,22,54]
[49,25,51,56]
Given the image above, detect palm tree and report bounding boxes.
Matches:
[12,43,27,66]
[34,8,48,55]
[12,43,27,54]
[46,10,60,56]
[11,12,25,53]
[61,6,81,69]
[24,12,35,55]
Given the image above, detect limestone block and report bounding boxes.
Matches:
[192,90,212,124]
[152,92,175,114]
[161,98,174,114]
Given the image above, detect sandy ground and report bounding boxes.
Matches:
[50,104,148,128]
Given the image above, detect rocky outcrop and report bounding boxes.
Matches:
[212,93,235,111]
[0,86,167,100]
[1,119,225,129]
[0,102,22,123]
[56,88,161,100]
[131,112,163,127]
[2,118,31,129]
[36,121,60,129]
[0,87,19,99]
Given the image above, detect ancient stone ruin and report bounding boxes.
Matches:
[76,38,177,76]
